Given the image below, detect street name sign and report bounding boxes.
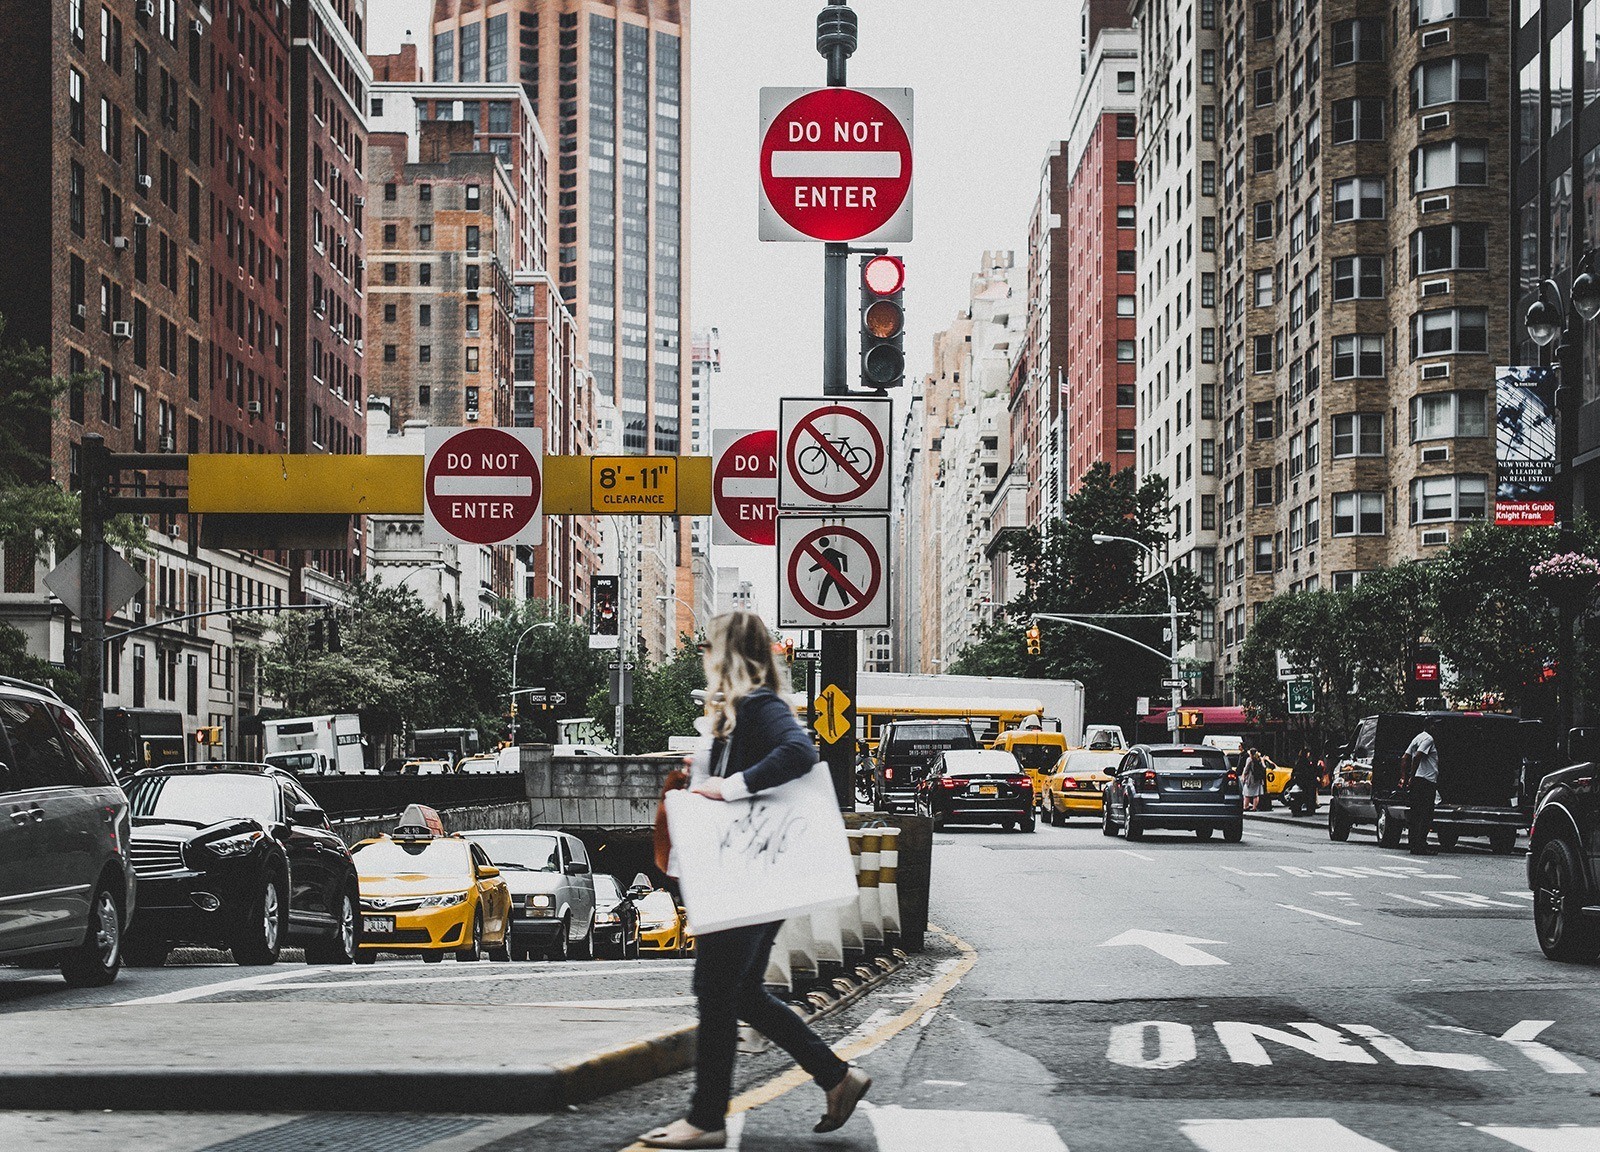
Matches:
[778,515,890,629]
[1161,678,1186,690]
[712,429,778,546]
[591,456,677,512]
[1286,679,1315,715]
[424,427,542,546]
[759,87,913,243]
[778,397,891,511]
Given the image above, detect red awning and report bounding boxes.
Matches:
[1143,705,1254,726]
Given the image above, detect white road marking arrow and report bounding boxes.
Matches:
[1099,929,1229,966]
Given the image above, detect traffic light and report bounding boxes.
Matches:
[1026,625,1042,656]
[784,639,796,664]
[860,254,905,390]
[193,726,222,747]
[590,575,619,650]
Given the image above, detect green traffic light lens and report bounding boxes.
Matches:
[864,345,905,383]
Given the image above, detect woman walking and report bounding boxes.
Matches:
[640,611,871,1150]
[1242,748,1265,812]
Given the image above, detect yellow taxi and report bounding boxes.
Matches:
[636,888,693,957]
[352,804,513,963]
[990,729,1069,810]
[1260,755,1292,807]
[1041,749,1122,825]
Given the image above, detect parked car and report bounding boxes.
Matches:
[1102,744,1243,842]
[1041,749,1121,825]
[592,873,641,959]
[1327,713,1526,852]
[917,748,1035,832]
[0,678,135,987]
[1527,759,1600,962]
[353,806,511,963]
[122,763,360,967]
[462,828,597,961]
[636,888,693,956]
[874,719,979,813]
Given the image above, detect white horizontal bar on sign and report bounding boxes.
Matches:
[431,476,535,498]
[770,150,903,179]
[719,479,778,499]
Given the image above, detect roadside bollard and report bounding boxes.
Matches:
[764,926,793,993]
[859,830,884,951]
[785,914,820,984]
[840,831,866,961]
[878,826,901,948]
[809,904,845,977]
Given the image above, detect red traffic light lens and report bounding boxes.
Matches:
[865,298,904,339]
[863,255,905,296]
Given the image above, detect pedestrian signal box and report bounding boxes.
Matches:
[1177,709,1204,729]
[193,726,223,746]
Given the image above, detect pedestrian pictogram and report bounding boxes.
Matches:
[759,87,914,243]
[712,429,778,546]
[779,397,891,511]
[423,427,543,546]
[778,516,890,628]
[814,683,852,744]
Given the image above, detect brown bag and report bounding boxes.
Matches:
[653,768,689,874]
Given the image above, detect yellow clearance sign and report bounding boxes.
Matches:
[591,457,677,512]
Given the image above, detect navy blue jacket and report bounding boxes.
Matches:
[711,687,817,798]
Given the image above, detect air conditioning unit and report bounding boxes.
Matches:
[111,320,133,340]
[354,195,365,207]
[313,240,326,254]
[133,213,150,229]
[353,339,364,353]
[1420,362,1451,380]
[137,174,153,189]
[1420,195,1450,214]
[1420,112,1450,133]
[246,400,263,415]
[1421,529,1449,547]
[75,304,87,320]
[274,421,287,434]
[136,0,153,19]
[1421,277,1451,297]
[1421,27,1451,47]
[465,409,480,422]
[190,19,203,35]
[158,433,175,452]
[1421,444,1450,463]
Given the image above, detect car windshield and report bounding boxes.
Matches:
[593,874,622,902]
[468,833,561,872]
[1009,744,1062,771]
[353,837,472,879]
[129,773,278,826]
[1150,750,1228,771]
[265,753,321,773]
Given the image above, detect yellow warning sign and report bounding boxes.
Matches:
[813,683,852,744]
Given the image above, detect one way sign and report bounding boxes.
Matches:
[777,515,890,629]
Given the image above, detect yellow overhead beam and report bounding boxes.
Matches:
[188,455,425,514]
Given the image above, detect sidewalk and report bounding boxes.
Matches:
[1245,805,1324,830]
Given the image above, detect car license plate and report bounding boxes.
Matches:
[1181,778,1203,790]
[363,916,395,933]
[977,784,998,796]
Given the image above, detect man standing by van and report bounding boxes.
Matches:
[1401,720,1438,855]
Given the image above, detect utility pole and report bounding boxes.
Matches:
[78,435,108,744]
[817,0,860,809]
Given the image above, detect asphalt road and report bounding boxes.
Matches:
[5,815,1598,1151]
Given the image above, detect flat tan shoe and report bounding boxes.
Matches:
[639,1120,727,1149]
[814,1066,872,1133]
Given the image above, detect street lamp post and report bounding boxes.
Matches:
[509,620,557,745]
[654,593,699,648]
[1092,534,1182,732]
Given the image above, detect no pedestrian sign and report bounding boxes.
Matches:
[759,87,913,243]
[423,427,543,546]
[779,397,891,512]
[778,515,890,629]
[712,428,778,546]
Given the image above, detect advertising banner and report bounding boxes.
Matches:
[1495,365,1558,526]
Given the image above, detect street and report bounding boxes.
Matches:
[2,815,1596,1151]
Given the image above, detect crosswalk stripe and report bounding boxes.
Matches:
[1180,1118,1396,1151]
[1479,1128,1600,1151]
[865,1105,1069,1152]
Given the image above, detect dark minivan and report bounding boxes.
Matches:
[873,720,979,814]
[1328,712,1526,853]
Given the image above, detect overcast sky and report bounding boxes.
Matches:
[370,1,1078,616]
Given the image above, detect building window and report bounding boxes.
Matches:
[69,68,86,141]
[1117,249,1136,272]
[466,304,480,332]
[420,345,432,363]
[1332,98,1386,143]
[1201,440,1217,475]
[1117,160,1136,183]
[1253,335,1274,373]
[383,181,397,201]
[1254,468,1275,507]
[465,346,480,373]
[1201,217,1216,250]
[466,184,482,210]
[1412,474,1488,522]
[1116,428,1136,452]
[1201,105,1216,141]
[1333,335,1384,378]
[1201,161,1216,195]
[1254,68,1274,106]
[1117,295,1135,317]
[1411,390,1488,440]
[419,384,431,405]
[1415,57,1488,107]
[1333,177,1385,220]
[370,97,384,117]
[1411,223,1488,274]
[1254,269,1274,307]
[1253,202,1274,240]
[1202,495,1217,529]
[1290,507,1304,552]
[1117,205,1136,227]
[1333,492,1386,536]
[1116,71,1135,94]
[382,224,397,245]
[1201,328,1216,362]
[1201,50,1216,84]
[1415,0,1489,24]
[1333,413,1385,457]
[383,344,397,362]
[1332,18,1384,65]
[419,304,432,327]
[1332,256,1385,300]
[1201,273,1216,306]
[1117,339,1136,362]
[1305,419,1320,467]
[466,226,481,254]
[383,304,396,323]
[1305,498,1320,543]
[383,263,397,284]
[1254,536,1274,574]
[433,31,454,84]
[1412,140,1488,192]
[1116,113,1135,137]
[1254,400,1275,439]
[1253,133,1275,173]
[1413,308,1488,356]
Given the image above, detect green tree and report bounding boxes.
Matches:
[1235,590,1361,746]
[475,605,608,743]
[0,621,79,699]
[590,638,706,754]
[951,464,1209,730]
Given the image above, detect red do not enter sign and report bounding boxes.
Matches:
[423,426,544,546]
[759,87,913,243]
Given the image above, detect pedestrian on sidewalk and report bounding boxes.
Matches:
[1241,748,1265,812]
[1288,746,1318,814]
[639,610,871,1150]
[1401,719,1439,855]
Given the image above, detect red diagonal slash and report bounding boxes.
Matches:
[801,540,867,606]
[799,414,872,491]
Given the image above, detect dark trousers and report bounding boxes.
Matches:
[687,920,849,1131]
[1409,778,1436,852]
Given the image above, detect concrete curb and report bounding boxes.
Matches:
[1246,808,1325,830]
[0,954,911,1115]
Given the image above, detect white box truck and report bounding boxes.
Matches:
[262,713,367,775]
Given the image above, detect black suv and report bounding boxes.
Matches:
[122,764,360,966]
[1528,761,1600,962]
[873,720,979,813]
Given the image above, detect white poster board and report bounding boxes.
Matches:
[664,765,858,937]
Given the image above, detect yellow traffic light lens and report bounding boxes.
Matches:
[865,299,903,339]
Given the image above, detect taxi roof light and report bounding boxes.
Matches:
[392,802,446,840]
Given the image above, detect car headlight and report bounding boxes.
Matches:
[596,912,621,926]
[205,830,264,858]
[418,891,470,908]
[529,894,553,908]
[641,917,675,931]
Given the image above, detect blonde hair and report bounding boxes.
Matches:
[703,611,785,739]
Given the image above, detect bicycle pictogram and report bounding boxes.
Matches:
[796,434,874,478]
